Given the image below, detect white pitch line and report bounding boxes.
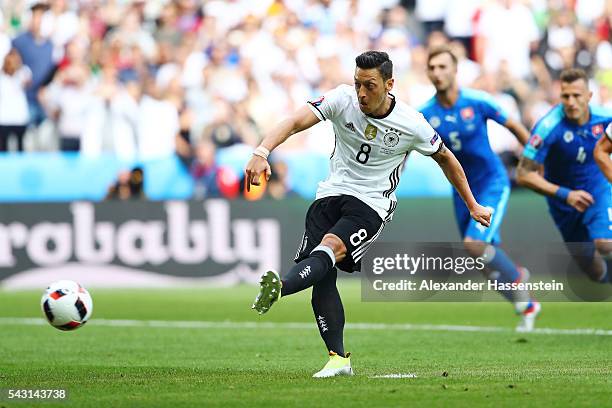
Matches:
[370,373,418,379]
[0,317,611,336]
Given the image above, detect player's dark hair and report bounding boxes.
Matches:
[560,68,588,85]
[30,2,50,12]
[427,45,458,66]
[355,51,393,81]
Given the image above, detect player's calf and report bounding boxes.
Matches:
[481,244,523,298]
[252,243,337,315]
[465,240,526,302]
[281,235,345,297]
[311,267,346,357]
[570,241,610,283]
[281,245,337,296]
[594,239,611,283]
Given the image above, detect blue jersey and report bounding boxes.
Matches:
[523,105,612,242]
[419,89,510,191]
[420,89,512,244]
[523,105,611,209]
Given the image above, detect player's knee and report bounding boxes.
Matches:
[321,234,347,262]
[463,238,487,258]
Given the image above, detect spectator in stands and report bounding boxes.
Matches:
[136,76,184,160]
[107,6,157,64]
[449,40,480,87]
[415,0,448,37]
[12,2,55,127]
[41,59,94,151]
[0,0,610,200]
[154,2,182,47]
[105,166,145,200]
[202,99,257,148]
[0,9,10,66]
[265,160,296,200]
[191,137,240,199]
[0,48,31,152]
[475,0,540,79]
[41,0,80,59]
[443,0,481,58]
[191,137,222,199]
[81,55,140,159]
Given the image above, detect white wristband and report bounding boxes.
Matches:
[253,146,270,160]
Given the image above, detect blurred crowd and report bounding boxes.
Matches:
[0,0,611,199]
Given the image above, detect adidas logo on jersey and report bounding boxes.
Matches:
[299,265,312,279]
[345,122,356,132]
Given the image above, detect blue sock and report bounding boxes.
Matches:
[484,245,523,302]
[484,246,521,282]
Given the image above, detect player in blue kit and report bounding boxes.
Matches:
[517,68,612,283]
[420,45,540,331]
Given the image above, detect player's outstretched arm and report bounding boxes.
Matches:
[431,144,492,227]
[504,118,530,145]
[516,157,594,212]
[594,134,612,182]
[245,106,320,191]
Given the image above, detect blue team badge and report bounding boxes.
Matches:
[592,124,604,138]
[529,134,543,149]
[460,107,475,121]
[563,131,574,143]
[429,116,441,128]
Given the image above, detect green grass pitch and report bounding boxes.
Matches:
[1,282,611,407]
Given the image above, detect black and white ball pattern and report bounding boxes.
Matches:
[41,280,93,331]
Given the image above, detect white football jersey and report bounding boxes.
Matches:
[307,84,442,222]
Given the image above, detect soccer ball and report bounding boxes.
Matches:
[41,280,93,331]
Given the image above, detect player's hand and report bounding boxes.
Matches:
[245,155,272,192]
[469,204,492,228]
[566,190,594,213]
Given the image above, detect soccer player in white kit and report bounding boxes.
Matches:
[245,51,491,378]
